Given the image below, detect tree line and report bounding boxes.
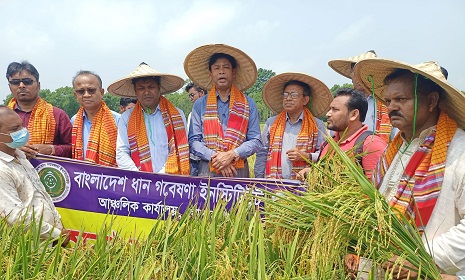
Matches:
[3,68,359,122]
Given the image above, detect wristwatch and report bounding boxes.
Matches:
[233,149,240,162]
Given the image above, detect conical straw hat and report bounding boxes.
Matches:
[184,44,257,91]
[262,72,333,118]
[108,62,184,97]
[354,58,465,128]
[328,50,377,79]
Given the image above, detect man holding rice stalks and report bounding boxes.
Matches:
[254,73,332,180]
[354,59,465,278]
[329,51,398,142]
[297,87,387,181]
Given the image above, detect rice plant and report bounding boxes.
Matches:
[0,137,440,279]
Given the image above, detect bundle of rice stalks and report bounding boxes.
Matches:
[263,136,441,279]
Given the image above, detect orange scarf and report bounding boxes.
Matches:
[71,102,117,167]
[375,101,393,143]
[373,111,456,232]
[127,98,189,175]
[266,108,318,179]
[8,97,56,144]
[203,85,249,173]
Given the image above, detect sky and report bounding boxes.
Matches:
[1,0,464,102]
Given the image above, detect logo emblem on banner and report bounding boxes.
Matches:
[36,162,71,202]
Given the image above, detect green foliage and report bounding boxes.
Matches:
[245,68,276,123]
[165,91,193,118]
[103,94,122,112]
[0,143,440,279]
[330,83,354,96]
[3,88,122,118]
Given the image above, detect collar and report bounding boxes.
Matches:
[334,124,369,144]
[142,105,161,116]
[400,125,436,143]
[286,111,305,123]
[0,149,26,163]
[216,90,231,101]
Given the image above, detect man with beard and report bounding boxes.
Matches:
[329,51,397,142]
[297,88,386,180]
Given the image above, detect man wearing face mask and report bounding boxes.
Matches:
[0,106,69,246]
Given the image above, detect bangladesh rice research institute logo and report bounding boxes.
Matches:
[35,162,71,203]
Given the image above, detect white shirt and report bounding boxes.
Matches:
[116,105,186,173]
[0,149,63,239]
[379,128,465,275]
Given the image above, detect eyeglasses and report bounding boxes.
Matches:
[8,78,35,86]
[189,92,197,99]
[283,92,301,99]
[75,88,98,95]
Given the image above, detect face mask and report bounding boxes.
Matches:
[0,127,30,148]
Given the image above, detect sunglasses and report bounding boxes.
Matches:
[189,92,198,98]
[8,78,35,86]
[75,88,99,95]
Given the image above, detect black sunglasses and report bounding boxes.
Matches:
[9,78,35,86]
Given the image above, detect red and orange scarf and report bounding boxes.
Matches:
[203,85,249,173]
[72,102,117,167]
[127,98,189,175]
[373,111,456,232]
[266,107,318,180]
[375,101,393,143]
[8,97,56,144]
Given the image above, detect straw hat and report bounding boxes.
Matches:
[107,62,184,97]
[262,72,333,118]
[184,44,257,91]
[354,58,465,128]
[328,50,377,79]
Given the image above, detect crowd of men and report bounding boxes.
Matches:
[1,44,464,278]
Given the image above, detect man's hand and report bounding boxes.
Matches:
[440,275,459,280]
[61,228,71,247]
[211,150,236,170]
[286,148,309,162]
[20,144,40,158]
[344,254,359,279]
[20,144,53,158]
[296,167,311,182]
[383,255,418,279]
[218,164,238,177]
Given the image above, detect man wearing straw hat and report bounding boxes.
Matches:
[108,62,190,175]
[254,72,331,180]
[329,51,397,143]
[354,59,465,278]
[184,44,261,178]
[71,70,120,167]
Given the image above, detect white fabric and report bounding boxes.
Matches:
[0,149,63,239]
[378,128,465,276]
